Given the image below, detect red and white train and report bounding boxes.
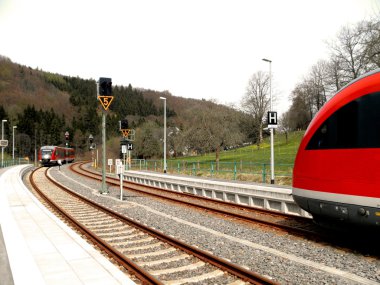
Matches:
[292,69,380,227]
[38,146,75,166]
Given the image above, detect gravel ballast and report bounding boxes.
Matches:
[47,165,380,285]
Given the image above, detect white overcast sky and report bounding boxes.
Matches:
[1,0,379,115]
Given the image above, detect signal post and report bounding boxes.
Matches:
[98,77,113,194]
[119,119,135,170]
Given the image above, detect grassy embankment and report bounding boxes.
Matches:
[162,130,305,185]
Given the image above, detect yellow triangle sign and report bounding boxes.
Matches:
[98,96,114,111]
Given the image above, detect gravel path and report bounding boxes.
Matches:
[48,165,380,285]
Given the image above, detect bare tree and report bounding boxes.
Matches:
[328,21,374,84]
[285,16,380,131]
[241,71,270,148]
[326,57,344,92]
[183,102,244,168]
[308,60,330,110]
[360,18,380,68]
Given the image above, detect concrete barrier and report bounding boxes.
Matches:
[124,171,312,218]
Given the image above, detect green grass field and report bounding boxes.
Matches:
[142,131,305,185]
[177,130,305,164]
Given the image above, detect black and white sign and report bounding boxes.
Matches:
[0,140,8,147]
[267,111,278,129]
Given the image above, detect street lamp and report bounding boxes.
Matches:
[262,58,275,184]
[159,96,167,173]
[2,119,7,167]
[13,126,17,160]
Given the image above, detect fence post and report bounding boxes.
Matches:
[211,161,214,177]
[177,162,180,174]
[192,162,196,176]
[233,161,237,180]
[262,163,266,183]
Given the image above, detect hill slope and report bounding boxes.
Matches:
[0,56,73,119]
[0,56,248,161]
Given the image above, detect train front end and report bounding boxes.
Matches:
[292,70,380,228]
[39,146,55,166]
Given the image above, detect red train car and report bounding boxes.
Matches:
[38,146,75,166]
[292,69,380,227]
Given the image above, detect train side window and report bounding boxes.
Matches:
[306,92,380,149]
[358,93,380,147]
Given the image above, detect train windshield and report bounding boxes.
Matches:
[41,150,52,155]
[306,92,380,149]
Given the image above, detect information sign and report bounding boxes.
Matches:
[267,111,278,129]
[0,140,8,147]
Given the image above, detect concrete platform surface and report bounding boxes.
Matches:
[0,165,135,285]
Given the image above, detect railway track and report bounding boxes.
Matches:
[71,162,319,235]
[29,166,277,285]
[70,162,380,257]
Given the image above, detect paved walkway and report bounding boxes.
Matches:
[0,165,135,285]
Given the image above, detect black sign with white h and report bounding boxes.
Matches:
[267,111,278,128]
[127,143,133,150]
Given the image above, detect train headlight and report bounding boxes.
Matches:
[358,208,369,217]
[340,207,348,215]
[43,154,50,159]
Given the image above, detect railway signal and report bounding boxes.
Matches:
[65,131,69,147]
[97,77,113,195]
[119,119,129,130]
[98,77,112,95]
[98,77,114,111]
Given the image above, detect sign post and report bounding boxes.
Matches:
[108,158,113,173]
[267,110,277,185]
[116,159,124,201]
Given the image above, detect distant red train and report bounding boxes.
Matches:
[38,146,75,166]
[293,69,380,227]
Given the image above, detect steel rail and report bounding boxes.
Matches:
[42,164,278,285]
[70,162,380,258]
[73,162,317,237]
[29,167,163,285]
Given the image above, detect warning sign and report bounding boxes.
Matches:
[98,96,114,111]
[121,129,130,137]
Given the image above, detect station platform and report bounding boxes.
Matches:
[0,165,135,285]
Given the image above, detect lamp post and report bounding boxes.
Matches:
[2,119,7,167]
[159,96,167,173]
[262,58,275,184]
[12,126,17,160]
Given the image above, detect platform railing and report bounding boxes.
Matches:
[0,158,30,168]
[129,159,293,186]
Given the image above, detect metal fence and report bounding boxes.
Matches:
[129,159,293,185]
[0,158,30,168]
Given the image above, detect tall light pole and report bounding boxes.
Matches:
[2,119,7,167]
[12,126,17,160]
[159,96,167,173]
[262,58,275,184]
